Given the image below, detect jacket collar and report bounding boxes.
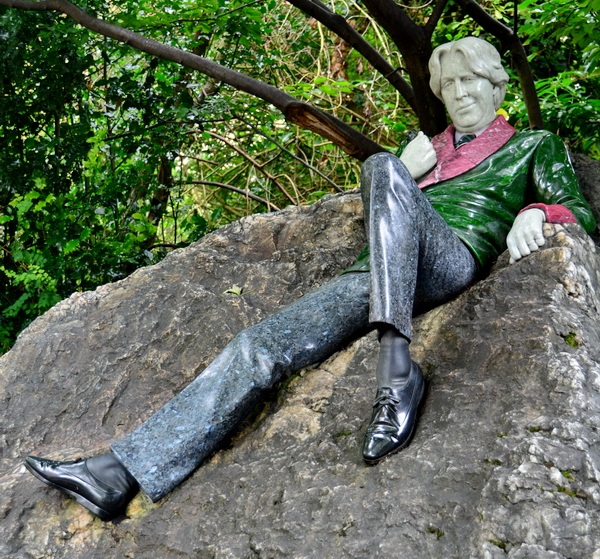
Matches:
[418,116,516,188]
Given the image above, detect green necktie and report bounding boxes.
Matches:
[455,133,476,149]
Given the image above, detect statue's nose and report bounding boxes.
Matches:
[454,80,468,98]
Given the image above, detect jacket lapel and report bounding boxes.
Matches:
[418,116,517,189]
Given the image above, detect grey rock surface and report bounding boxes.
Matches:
[573,153,600,244]
[1,156,600,558]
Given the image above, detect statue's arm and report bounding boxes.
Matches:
[507,133,596,263]
[527,133,596,234]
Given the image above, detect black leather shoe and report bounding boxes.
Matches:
[24,455,138,521]
[362,362,425,464]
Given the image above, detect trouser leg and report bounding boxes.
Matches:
[111,272,370,502]
[112,153,478,500]
[360,153,478,463]
[361,152,478,340]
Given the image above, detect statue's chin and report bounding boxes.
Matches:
[452,112,498,134]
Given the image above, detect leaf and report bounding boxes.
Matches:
[223,284,243,295]
[63,239,80,254]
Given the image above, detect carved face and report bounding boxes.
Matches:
[440,51,499,134]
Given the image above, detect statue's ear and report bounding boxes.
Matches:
[492,84,502,110]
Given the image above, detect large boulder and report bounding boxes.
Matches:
[1,156,600,559]
[573,153,600,245]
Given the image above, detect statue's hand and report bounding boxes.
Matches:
[399,131,437,180]
[507,208,546,264]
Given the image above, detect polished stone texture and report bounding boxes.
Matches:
[112,153,479,502]
[361,152,478,339]
[111,272,371,501]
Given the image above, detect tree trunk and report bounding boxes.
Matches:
[359,0,448,135]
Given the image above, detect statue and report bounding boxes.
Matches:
[23,38,596,521]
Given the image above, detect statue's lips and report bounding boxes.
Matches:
[455,102,476,114]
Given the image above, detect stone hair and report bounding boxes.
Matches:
[429,37,509,111]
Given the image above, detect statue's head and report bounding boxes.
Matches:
[429,37,509,133]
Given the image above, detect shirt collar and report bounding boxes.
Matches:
[418,116,517,189]
[454,126,488,143]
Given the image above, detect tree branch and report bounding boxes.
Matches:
[286,0,417,111]
[205,131,299,204]
[234,114,343,192]
[0,0,387,160]
[425,0,450,35]
[187,180,281,211]
[360,0,447,135]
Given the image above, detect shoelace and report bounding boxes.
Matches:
[373,389,400,408]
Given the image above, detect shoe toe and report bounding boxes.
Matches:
[362,433,400,464]
[24,455,132,521]
[24,455,67,485]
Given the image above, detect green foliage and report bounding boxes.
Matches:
[519,0,600,74]
[1,0,598,353]
[561,332,580,348]
[506,0,600,157]
[0,4,209,351]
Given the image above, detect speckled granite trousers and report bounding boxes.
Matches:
[111,153,478,502]
[111,272,372,501]
[361,152,478,339]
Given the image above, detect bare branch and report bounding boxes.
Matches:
[425,0,450,34]
[216,0,264,19]
[187,180,281,211]
[205,131,299,204]
[286,0,417,111]
[360,0,448,135]
[396,0,434,9]
[175,152,219,166]
[234,115,343,192]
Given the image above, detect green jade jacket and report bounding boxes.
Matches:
[349,116,596,273]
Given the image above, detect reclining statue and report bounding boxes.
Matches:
[24,37,596,521]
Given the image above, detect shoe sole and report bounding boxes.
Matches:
[24,461,118,521]
[363,377,427,466]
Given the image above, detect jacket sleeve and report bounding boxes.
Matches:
[527,133,596,234]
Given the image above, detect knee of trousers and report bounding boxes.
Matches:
[361,152,420,202]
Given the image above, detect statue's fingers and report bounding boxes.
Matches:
[534,230,546,246]
[516,234,531,258]
[527,228,545,252]
[507,235,523,262]
[524,228,539,250]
